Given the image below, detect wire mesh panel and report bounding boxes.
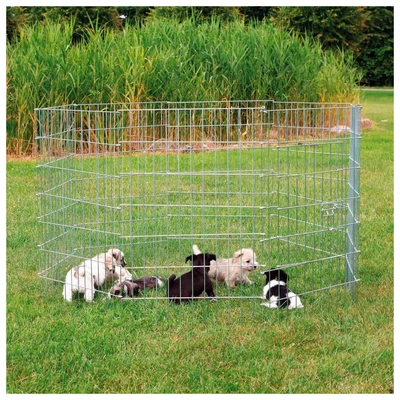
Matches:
[36,100,360,311]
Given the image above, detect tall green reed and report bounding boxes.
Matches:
[7,17,360,155]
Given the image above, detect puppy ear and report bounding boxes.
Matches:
[112,249,120,261]
[234,250,244,258]
[207,254,217,263]
[185,254,194,263]
[281,270,289,282]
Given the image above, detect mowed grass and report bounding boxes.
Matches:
[6,90,393,393]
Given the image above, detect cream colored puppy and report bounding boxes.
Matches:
[63,248,128,302]
[208,248,258,288]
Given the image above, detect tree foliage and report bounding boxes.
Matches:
[6,6,122,42]
[356,7,394,86]
[270,6,393,86]
[271,6,367,52]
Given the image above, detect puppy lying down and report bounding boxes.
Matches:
[108,276,165,299]
[260,269,303,309]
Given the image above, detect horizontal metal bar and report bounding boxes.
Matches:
[38,192,121,210]
[276,251,360,269]
[38,251,78,274]
[120,232,267,239]
[36,152,76,166]
[274,214,344,232]
[276,237,341,257]
[37,201,78,220]
[38,219,121,237]
[119,203,271,210]
[277,167,350,179]
[37,226,76,248]
[37,164,121,179]
[261,226,343,242]
[36,178,77,197]
[164,213,265,219]
[119,171,270,177]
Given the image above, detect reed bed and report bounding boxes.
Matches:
[6,17,360,155]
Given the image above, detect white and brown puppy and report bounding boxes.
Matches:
[63,248,127,302]
[108,276,165,298]
[208,248,258,288]
[260,269,304,309]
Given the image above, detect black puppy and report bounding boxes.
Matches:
[185,253,217,266]
[167,253,217,304]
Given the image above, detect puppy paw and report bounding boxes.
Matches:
[260,302,277,308]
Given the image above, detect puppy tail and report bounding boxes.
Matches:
[156,277,164,287]
[193,245,201,255]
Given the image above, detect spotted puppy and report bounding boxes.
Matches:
[260,269,304,309]
[108,276,165,298]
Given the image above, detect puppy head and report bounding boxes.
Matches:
[107,248,126,267]
[104,253,116,274]
[114,265,133,281]
[262,269,289,284]
[186,253,217,266]
[234,248,258,271]
[109,281,139,298]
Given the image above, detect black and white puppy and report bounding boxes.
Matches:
[108,280,141,298]
[260,269,304,309]
[108,276,165,298]
[133,276,165,291]
[167,253,217,304]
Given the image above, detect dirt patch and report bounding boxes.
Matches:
[6,154,36,162]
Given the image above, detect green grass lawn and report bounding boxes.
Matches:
[6,89,393,393]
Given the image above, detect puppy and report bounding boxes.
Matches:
[167,252,216,304]
[108,280,141,298]
[208,248,258,287]
[63,248,126,302]
[260,269,304,309]
[132,276,165,291]
[185,252,217,266]
[108,276,165,298]
[114,263,133,283]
